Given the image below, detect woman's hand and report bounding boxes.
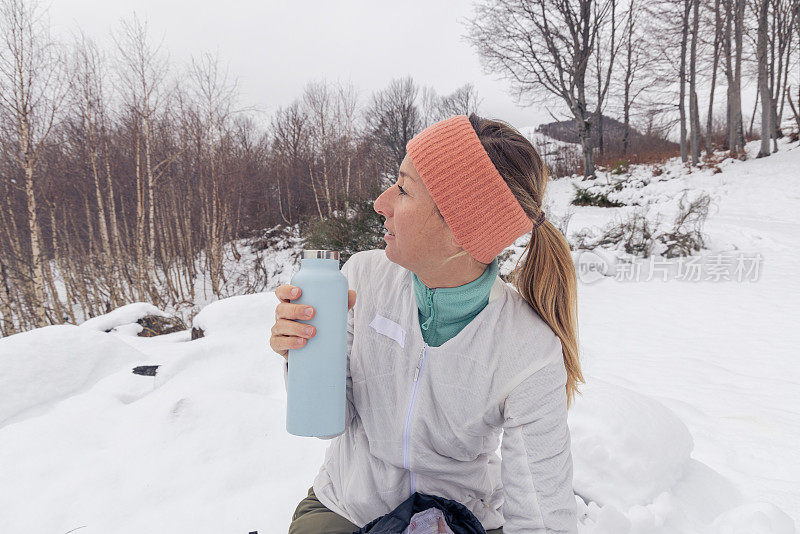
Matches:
[270,284,357,362]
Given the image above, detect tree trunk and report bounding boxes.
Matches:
[731,0,746,154]
[0,259,17,336]
[577,114,595,178]
[757,0,772,157]
[23,154,47,327]
[689,0,702,165]
[135,128,146,299]
[143,115,157,282]
[308,165,325,220]
[679,0,691,163]
[706,0,722,157]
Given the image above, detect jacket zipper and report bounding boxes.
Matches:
[403,342,428,494]
[403,286,434,494]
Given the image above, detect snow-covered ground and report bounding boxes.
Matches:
[518,126,583,177]
[0,137,798,533]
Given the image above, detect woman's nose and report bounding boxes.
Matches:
[373,188,392,217]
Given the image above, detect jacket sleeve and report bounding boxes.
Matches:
[500,356,578,534]
[282,254,357,440]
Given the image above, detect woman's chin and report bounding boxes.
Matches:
[382,241,400,263]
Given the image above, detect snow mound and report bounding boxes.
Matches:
[80,302,169,333]
[191,292,274,338]
[0,325,146,428]
[570,379,694,508]
[710,502,797,534]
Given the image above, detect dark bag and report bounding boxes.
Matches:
[352,492,487,534]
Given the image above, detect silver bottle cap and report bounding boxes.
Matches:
[301,250,340,260]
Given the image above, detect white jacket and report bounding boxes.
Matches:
[284,249,578,533]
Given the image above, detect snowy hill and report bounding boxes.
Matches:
[0,138,798,533]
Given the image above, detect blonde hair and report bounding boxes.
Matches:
[433,114,585,409]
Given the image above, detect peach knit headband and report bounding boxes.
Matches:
[405,115,544,264]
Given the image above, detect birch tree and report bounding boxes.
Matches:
[70,32,121,303]
[0,0,66,326]
[189,51,237,297]
[304,80,338,219]
[112,13,169,298]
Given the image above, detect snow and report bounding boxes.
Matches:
[1,137,798,533]
[0,325,145,427]
[191,292,274,337]
[79,302,169,333]
[570,379,694,507]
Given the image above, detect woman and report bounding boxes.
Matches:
[271,114,584,533]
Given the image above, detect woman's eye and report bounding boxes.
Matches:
[397,184,407,196]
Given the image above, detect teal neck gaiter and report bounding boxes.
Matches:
[412,256,499,348]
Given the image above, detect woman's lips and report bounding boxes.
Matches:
[384,231,395,239]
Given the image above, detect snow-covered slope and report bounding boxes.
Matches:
[0,138,798,533]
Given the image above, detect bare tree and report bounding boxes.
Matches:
[70,31,123,305]
[757,0,774,156]
[188,51,238,296]
[364,76,422,171]
[270,100,311,223]
[464,0,619,177]
[333,80,360,218]
[0,0,66,326]
[707,0,725,156]
[723,0,747,155]
[419,85,442,127]
[112,13,170,298]
[689,0,703,164]
[621,0,648,155]
[438,83,483,118]
[303,79,336,219]
[768,0,798,148]
[416,83,482,126]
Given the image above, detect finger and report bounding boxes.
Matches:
[276,284,301,302]
[347,289,357,310]
[275,302,315,320]
[438,517,446,533]
[268,335,288,361]
[272,334,307,356]
[272,318,316,339]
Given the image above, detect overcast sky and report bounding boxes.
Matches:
[48,0,560,132]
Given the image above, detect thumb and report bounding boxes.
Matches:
[438,516,447,533]
[347,289,357,310]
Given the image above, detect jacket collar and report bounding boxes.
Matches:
[411,257,500,331]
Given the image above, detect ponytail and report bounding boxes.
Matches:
[511,219,584,408]
[468,114,585,408]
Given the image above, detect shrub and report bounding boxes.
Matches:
[657,192,711,258]
[571,192,712,259]
[611,160,630,175]
[251,224,302,252]
[571,184,625,207]
[301,194,386,265]
[572,209,657,256]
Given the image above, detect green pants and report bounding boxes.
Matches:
[289,486,503,534]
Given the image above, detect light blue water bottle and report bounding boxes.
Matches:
[286,249,349,437]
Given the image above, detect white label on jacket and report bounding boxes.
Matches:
[369,313,406,348]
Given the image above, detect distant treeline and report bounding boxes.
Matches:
[0,0,797,335]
